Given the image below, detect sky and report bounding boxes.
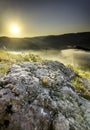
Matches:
[0,0,90,37]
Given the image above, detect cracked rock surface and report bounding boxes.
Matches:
[0,61,90,130]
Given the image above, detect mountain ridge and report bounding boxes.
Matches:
[0,32,90,51]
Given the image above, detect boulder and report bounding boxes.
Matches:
[0,61,90,130]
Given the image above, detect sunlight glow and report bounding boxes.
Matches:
[10,24,20,35]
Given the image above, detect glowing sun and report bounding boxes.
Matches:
[10,24,20,35]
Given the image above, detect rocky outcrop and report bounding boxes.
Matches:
[0,61,90,130]
[82,78,90,90]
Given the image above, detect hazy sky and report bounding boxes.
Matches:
[0,0,90,37]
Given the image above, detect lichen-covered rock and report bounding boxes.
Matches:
[81,78,90,90]
[0,61,90,130]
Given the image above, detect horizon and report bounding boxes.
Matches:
[0,31,90,39]
[0,0,90,37]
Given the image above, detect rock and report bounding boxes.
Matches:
[81,78,90,90]
[0,61,90,130]
[53,113,70,130]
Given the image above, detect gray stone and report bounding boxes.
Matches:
[0,61,90,130]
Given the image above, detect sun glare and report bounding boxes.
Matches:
[10,24,20,36]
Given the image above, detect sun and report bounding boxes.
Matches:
[10,24,20,36]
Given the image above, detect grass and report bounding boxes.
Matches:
[71,76,90,100]
[67,64,90,78]
[68,65,90,100]
[0,50,90,100]
[42,77,49,86]
[0,50,43,74]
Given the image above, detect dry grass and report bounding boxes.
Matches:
[0,50,43,74]
[68,65,90,100]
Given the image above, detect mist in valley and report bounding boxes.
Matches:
[9,49,90,69]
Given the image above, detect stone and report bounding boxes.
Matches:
[0,61,90,130]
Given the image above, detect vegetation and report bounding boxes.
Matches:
[0,50,43,74]
[68,65,90,100]
[0,50,90,100]
[42,76,49,86]
[67,64,90,78]
[71,76,90,100]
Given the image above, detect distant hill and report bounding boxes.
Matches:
[0,32,90,51]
